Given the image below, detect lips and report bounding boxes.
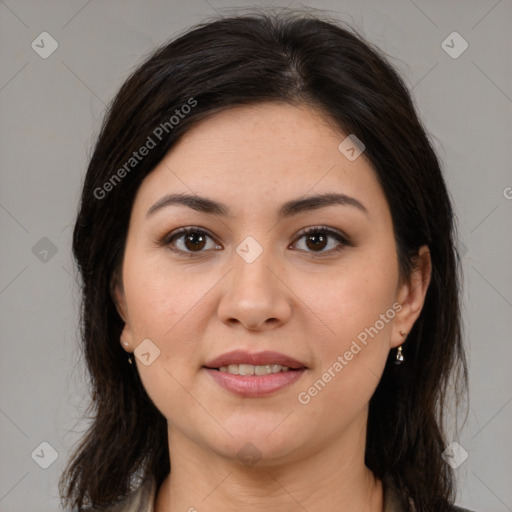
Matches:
[203,350,308,397]
[203,350,307,370]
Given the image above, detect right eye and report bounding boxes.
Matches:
[163,227,222,256]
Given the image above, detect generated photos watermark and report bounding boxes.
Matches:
[297,302,403,405]
[93,97,197,200]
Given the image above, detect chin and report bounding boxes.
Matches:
[209,421,306,465]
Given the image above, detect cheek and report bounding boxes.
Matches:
[293,248,398,402]
[294,274,397,422]
[301,256,397,338]
[122,251,241,389]
[123,258,207,413]
[123,248,196,329]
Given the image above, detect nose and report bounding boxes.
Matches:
[216,245,293,332]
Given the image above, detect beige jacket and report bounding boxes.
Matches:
[85,476,474,512]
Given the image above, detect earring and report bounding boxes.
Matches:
[394,345,404,365]
[128,354,134,365]
[394,330,407,365]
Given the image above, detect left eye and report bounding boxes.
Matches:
[291,227,350,254]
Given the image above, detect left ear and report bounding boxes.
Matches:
[391,245,432,349]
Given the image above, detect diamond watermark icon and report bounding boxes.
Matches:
[236,236,263,264]
[32,237,58,263]
[31,441,59,469]
[31,32,59,59]
[338,134,365,161]
[237,442,262,467]
[134,338,161,366]
[441,32,468,59]
[441,441,468,469]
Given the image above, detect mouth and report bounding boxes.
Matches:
[203,350,308,397]
[203,349,307,371]
[208,363,299,375]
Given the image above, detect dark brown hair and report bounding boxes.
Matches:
[60,9,467,511]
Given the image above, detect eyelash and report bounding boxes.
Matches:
[159,225,352,258]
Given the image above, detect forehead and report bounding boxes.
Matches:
[132,102,388,219]
[170,102,346,171]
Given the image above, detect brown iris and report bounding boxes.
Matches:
[305,232,328,251]
[184,232,207,251]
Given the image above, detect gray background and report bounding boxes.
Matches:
[1,0,511,510]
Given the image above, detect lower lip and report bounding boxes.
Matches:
[203,368,306,397]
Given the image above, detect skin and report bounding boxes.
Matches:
[114,102,431,512]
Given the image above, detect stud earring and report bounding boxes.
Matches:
[121,338,134,365]
[399,330,407,337]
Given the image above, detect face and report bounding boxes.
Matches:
[115,102,430,466]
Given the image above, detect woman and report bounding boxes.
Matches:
[60,10,473,512]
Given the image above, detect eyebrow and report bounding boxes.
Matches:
[146,192,368,219]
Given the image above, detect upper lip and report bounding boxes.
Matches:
[204,350,307,369]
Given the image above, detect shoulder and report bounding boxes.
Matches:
[383,477,477,512]
[79,477,157,512]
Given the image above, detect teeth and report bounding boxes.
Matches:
[218,364,291,375]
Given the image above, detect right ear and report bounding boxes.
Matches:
[110,268,135,351]
[110,267,127,322]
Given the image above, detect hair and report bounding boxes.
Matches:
[60,9,468,512]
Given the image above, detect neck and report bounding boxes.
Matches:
[155,416,383,512]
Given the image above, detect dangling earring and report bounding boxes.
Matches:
[395,330,407,365]
[394,345,404,365]
[128,354,134,365]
